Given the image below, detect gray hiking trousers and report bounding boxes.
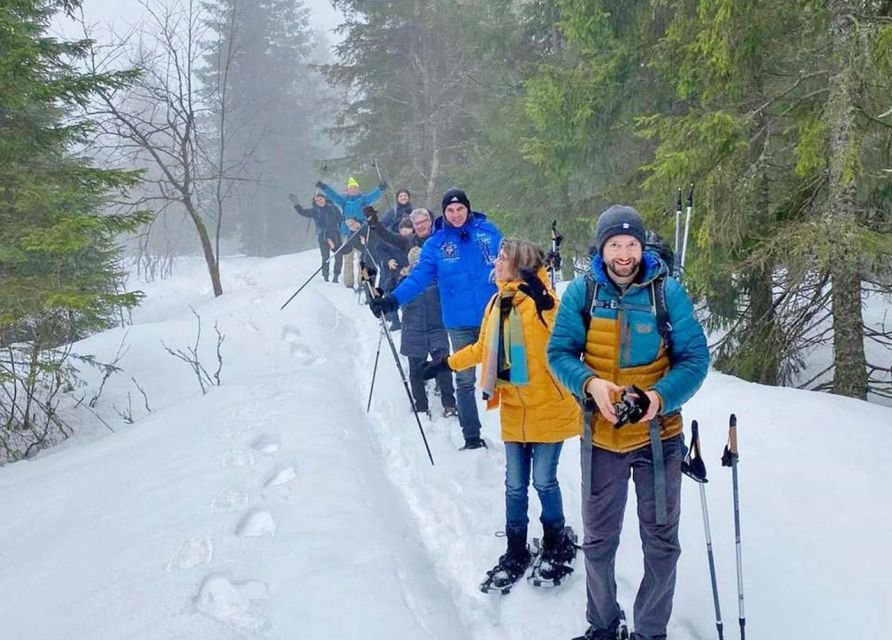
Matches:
[582,434,685,640]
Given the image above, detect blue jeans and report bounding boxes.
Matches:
[504,442,565,535]
[448,327,483,440]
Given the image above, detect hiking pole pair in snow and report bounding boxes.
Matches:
[721,414,746,640]
[280,222,369,310]
[360,264,435,466]
[685,413,746,640]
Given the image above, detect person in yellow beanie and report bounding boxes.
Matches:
[316,175,387,288]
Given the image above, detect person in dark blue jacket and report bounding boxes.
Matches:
[317,177,386,289]
[289,192,343,282]
[369,188,502,450]
[399,247,457,417]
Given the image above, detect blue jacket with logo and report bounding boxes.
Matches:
[391,212,501,330]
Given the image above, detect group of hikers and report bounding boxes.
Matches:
[289,177,709,640]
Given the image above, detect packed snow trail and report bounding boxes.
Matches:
[315,255,892,640]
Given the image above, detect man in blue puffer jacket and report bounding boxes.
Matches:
[547,205,708,640]
[369,187,502,450]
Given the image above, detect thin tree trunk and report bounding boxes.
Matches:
[827,0,866,398]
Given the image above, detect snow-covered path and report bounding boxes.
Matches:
[1,251,890,639]
[0,254,472,640]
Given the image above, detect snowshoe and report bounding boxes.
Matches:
[529,526,578,587]
[479,549,532,595]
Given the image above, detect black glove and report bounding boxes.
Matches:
[421,356,451,380]
[378,181,387,191]
[288,193,299,204]
[315,180,324,189]
[369,294,398,318]
[363,205,379,227]
[519,270,555,312]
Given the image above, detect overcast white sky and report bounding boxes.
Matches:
[59,0,344,44]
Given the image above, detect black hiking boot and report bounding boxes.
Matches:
[531,524,578,585]
[480,530,531,594]
[571,611,629,640]
[460,437,487,450]
[442,405,458,418]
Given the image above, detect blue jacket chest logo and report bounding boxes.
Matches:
[441,241,460,261]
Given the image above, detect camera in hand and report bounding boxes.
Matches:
[613,384,651,428]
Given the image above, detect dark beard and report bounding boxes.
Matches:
[606,258,640,280]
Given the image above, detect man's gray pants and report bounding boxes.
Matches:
[582,435,684,640]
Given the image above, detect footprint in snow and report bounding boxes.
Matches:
[222,449,254,468]
[281,325,324,366]
[264,465,296,488]
[251,436,280,454]
[235,509,277,537]
[211,489,250,509]
[194,574,270,633]
[167,536,212,571]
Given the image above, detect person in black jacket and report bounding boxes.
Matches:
[380,188,413,232]
[289,192,344,282]
[367,207,434,254]
[399,247,457,418]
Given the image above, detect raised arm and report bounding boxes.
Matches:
[317,182,346,209]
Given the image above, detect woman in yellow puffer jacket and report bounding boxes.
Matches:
[422,238,581,591]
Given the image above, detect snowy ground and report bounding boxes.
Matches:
[1,251,890,640]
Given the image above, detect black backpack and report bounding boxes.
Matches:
[645,230,679,278]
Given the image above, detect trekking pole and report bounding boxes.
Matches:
[361,265,435,466]
[366,327,384,412]
[280,222,368,310]
[371,158,395,209]
[674,187,682,264]
[549,220,563,289]
[680,183,695,269]
[682,420,724,640]
[721,414,745,640]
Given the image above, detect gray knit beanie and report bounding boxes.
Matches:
[592,205,647,255]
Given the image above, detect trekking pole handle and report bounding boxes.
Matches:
[676,188,683,211]
[728,413,738,456]
[686,183,695,207]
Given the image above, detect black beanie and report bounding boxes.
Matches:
[441,187,470,213]
[593,205,647,255]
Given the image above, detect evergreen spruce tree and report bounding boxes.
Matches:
[0,0,148,459]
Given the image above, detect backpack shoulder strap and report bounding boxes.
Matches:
[581,275,598,328]
[652,276,672,346]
